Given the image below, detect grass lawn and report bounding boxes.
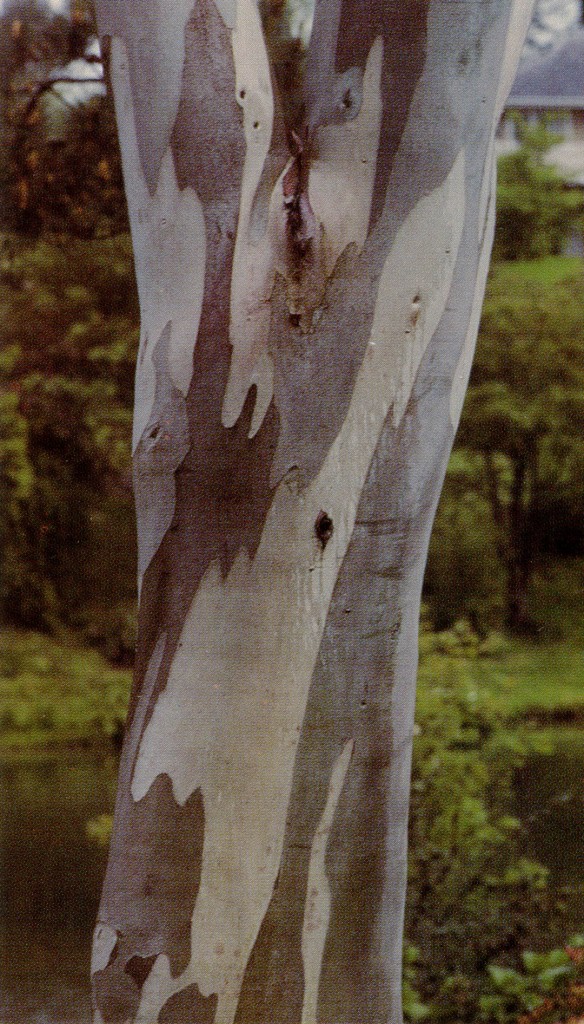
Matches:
[417,559,584,724]
[490,255,583,288]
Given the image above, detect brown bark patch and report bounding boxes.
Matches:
[93,957,142,1024]
[159,984,218,1024]
[96,777,205,993]
[124,954,158,988]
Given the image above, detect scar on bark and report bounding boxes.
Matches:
[280,127,327,331]
[283,128,317,260]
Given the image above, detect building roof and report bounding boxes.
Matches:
[509,25,584,107]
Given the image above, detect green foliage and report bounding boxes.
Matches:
[428,130,584,635]
[403,945,430,1023]
[0,628,131,745]
[405,628,584,1024]
[493,123,583,262]
[85,811,114,846]
[0,233,138,642]
[463,265,584,467]
[427,257,584,633]
[424,451,505,631]
[478,938,584,1024]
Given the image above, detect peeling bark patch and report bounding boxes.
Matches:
[123,631,166,775]
[107,38,206,453]
[223,32,383,439]
[95,0,199,191]
[300,738,354,1023]
[171,0,248,206]
[309,0,429,228]
[96,776,205,996]
[94,955,142,1024]
[159,984,218,1024]
[124,954,157,989]
[133,326,190,584]
[92,924,119,977]
[222,0,276,437]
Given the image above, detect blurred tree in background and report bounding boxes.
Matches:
[427,261,584,634]
[425,125,584,636]
[493,123,583,262]
[0,235,138,659]
[0,0,127,237]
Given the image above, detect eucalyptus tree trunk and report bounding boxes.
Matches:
[91,1,532,1022]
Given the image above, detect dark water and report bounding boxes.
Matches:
[0,749,117,1024]
[514,730,584,889]
[0,734,582,1024]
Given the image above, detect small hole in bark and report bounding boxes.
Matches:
[253,120,260,129]
[239,89,246,99]
[315,510,333,549]
[289,312,300,326]
[360,700,367,709]
[341,88,352,110]
[149,425,161,441]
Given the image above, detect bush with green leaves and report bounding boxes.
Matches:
[493,122,583,262]
[0,628,131,744]
[405,647,576,1023]
[0,233,138,647]
[479,938,584,1024]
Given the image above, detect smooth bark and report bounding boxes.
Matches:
[91,2,533,1021]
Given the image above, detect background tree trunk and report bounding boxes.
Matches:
[91,2,533,1021]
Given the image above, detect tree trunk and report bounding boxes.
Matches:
[91,2,533,1021]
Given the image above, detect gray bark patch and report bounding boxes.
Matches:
[93,952,142,1024]
[134,325,190,581]
[159,984,218,1024]
[96,777,205,990]
[95,0,194,192]
[171,0,247,204]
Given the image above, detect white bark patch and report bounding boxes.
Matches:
[109,38,206,452]
[222,0,275,438]
[91,922,118,976]
[307,37,383,278]
[372,150,466,428]
[131,153,464,1024]
[300,738,354,1024]
[95,0,196,190]
[222,32,383,439]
